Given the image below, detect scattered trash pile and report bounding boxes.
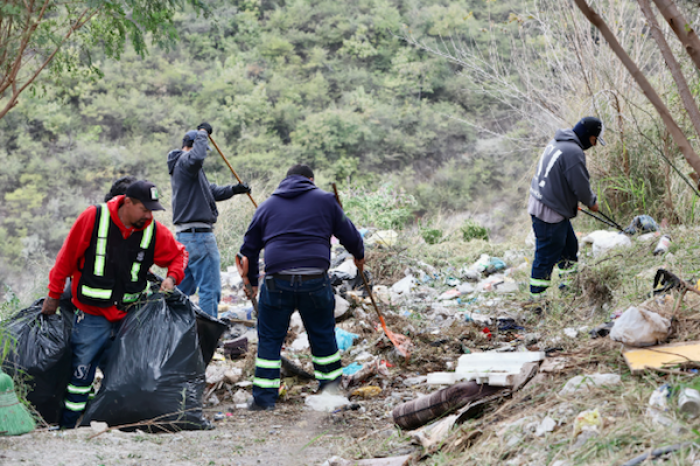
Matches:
[6,216,700,464]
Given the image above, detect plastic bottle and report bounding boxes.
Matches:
[392,381,501,430]
[679,388,700,418]
[653,235,672,256]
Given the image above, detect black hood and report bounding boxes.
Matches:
[272,175,317,198]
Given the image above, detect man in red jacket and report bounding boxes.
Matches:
[40,180,188,428]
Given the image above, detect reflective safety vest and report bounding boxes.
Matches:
[76,204,156,309]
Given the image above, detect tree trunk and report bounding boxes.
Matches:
[573,0,700,179]
[638,0,700,144]
[652,0,700,71]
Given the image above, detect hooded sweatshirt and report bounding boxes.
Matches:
[240,175,365,287]
[167,130,236,225]
[529,129,597,219]
[47,195,188,322]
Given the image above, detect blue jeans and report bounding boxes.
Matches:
[253,275,341,407]
[177,231,221,317]
[530,215,578,296]
[61,311,122,428]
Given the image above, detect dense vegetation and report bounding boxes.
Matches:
[0,0,531,290]
[3,0,700,295]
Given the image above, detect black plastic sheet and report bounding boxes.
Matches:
[1,299,74,424]
[81,290,210,431]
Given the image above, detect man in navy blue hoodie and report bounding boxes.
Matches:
[239,164,364,410]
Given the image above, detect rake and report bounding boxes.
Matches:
[332,183,413,360]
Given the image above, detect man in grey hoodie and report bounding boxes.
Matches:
[167,122,251,317]
[528,116,603,302]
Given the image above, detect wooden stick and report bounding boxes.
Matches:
[208,135,257,208]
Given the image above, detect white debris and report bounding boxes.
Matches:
[205,364,227,384]
[224,368,243,384]
[535,416,556,437]
[610,306,671,347]
[581,230,632,257]
[332,258,358,278]
[391,275,415,294]
[334,295,351,319]
[305,394,350,412]
[233,389,249,405]
[290,332,310,351]
[559,374,621,395]
[427,351,545,386]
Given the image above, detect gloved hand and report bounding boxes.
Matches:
[197,122,213,135]
[232,182,251,195]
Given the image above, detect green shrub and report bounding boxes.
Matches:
[460,219,489,242]
[420,225,443,244]
[342,184,415,230]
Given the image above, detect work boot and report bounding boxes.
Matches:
[246,398,275,411]
[317,379,343,396]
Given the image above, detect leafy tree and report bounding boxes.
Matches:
[0,0,205,120]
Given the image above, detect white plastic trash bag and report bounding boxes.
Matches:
[609,306,670,347]
[581,230,632,257]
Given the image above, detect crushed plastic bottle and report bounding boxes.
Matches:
[653,235,671,256]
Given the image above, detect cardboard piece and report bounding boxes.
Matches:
[623,341,700,373]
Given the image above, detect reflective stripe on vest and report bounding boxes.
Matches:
[94,203,111,277]
[81,205,156,301]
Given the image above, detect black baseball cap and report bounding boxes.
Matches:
[573,116,606,146]
[125,180,165,211]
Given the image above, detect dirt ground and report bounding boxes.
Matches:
[0,402,400,466]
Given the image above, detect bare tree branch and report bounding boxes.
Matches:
[574,0,700,179]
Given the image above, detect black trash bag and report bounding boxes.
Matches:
[194,305,227,366]
[147,272,225,365]
[1,298,74,425]
[81,290,210,431]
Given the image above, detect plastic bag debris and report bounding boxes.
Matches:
[343,362,364,376]
[305,393,350,412]
[559,374,621,395]
[645,384,673,426]
[581,230,632,257]
[81,290,210,431]
[573,408,601,436]
[365,230,398,247]
[609,306,670,347]
[391,276,415,295]
[1,299,74,424]
[334,295,351,319]
[624,215,659,235]
[335,328,359,351]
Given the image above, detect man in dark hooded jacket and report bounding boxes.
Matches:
[239,164,364,410]
[167,123,251,317]
[528,116,603,301]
